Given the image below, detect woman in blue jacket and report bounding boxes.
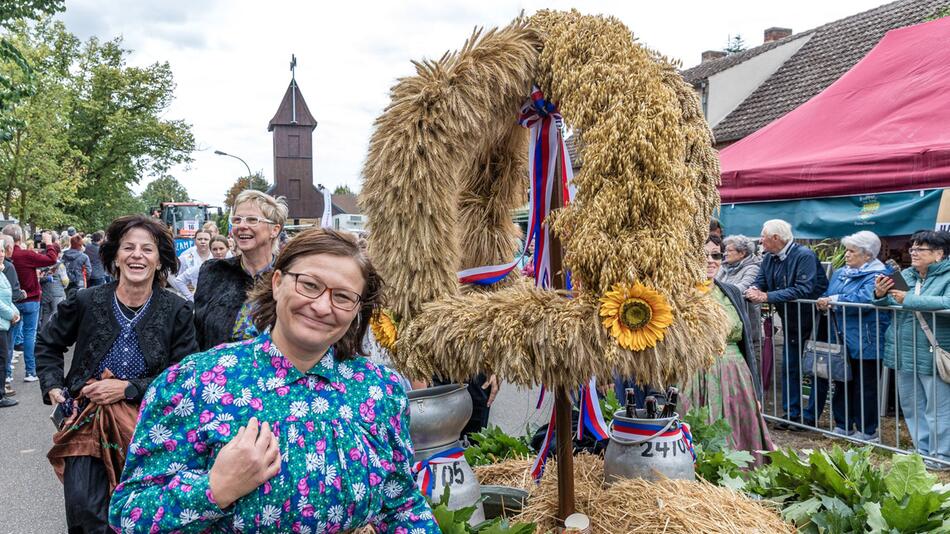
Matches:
[814,231,891,441]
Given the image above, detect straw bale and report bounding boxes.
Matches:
[516,454,793,533]
[473,457,535,490]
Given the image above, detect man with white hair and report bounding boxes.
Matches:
[745,219,828,430]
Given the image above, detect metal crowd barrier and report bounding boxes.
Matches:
[759,299,950,468]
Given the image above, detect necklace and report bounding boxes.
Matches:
[114,292,152,324]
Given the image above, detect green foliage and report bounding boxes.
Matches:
[333,184,354,196]
[430,485,536,534]
[723,34,746,55]
[0,0,63,142]
[224,172,269,211]
[810,239,847,269]
[0,17,193,229]
[463,425,533,467]
[742,446,950,533]
[140,175,190,209]
[598,388,622,425]
[683,407,752,485]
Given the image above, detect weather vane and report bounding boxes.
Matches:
[290,54,297,124]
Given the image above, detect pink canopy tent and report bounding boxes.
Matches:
[719,16,950,204]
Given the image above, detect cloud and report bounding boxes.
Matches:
[59,0,883,207]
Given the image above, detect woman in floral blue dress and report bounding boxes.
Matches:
[110,228,438,533]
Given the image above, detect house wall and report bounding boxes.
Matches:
[705,34,812,128]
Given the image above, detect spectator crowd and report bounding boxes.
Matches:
[5,196,950,532]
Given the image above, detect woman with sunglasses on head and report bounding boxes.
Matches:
[680,234,774,464]
[111,228,438,533]
[194,190,288,350]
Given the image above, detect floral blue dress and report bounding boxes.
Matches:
[109,332,438,533]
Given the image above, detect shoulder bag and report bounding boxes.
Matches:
[912,280,950,383]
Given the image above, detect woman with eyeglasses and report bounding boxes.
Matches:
[874,230,950,469]
[194,190,288,350]
[110,228,439,533]
[680,234,774,464]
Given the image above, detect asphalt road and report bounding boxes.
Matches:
[0,353,68,534]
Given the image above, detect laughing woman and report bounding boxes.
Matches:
[110,228,438,533]
[194,190,288,350]
[36,215,198,533]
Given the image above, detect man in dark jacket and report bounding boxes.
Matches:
[746,219,829,429]
[85,231,108,287]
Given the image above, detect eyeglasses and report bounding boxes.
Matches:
[705,252,724,261]
[910,247,935,254]
[230,215,276,227]
[283,271,362,311]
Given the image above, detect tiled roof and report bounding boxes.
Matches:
[332,193,360,214]
[710,0,948,143]
[680,32,813,85]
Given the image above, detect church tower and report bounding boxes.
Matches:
[267,56,324,222]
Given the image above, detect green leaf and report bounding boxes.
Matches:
[809,449,856,501]
[884,454,936,501]
[718,470,746,492]
[782,496,822,525]
[881,491,944,532]
[862,502,889,533]
[723,449,754,469]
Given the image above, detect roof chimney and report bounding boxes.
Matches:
[764,27,792,43]
[701,50,727,63]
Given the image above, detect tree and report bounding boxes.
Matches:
[62,34,195,229]
[0,19,82,227]
[140,175,190,209]
[0,20,195,230]
[0,0,64,142]
[333,184,354,195]
[724,34,746,55]
[224,172,268,211]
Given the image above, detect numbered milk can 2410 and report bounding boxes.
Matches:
[407,384,485,524]
[603,408,696,484]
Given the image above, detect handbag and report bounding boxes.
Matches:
[802,310,852,382]
[912,280,950,383]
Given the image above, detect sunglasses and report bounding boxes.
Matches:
[705,252,724,261]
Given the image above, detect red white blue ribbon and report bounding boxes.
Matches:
[457,86,575,286]
[529,407,558,481]
[411,447,465,497]
[576,378,610,442]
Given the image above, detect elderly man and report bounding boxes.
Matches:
[745,219,828,430]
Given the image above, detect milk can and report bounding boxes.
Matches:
[407,384,485,524]
[603,408,695,484]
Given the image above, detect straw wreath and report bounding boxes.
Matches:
[360,11,726,390]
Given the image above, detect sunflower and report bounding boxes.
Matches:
[599,282,674,351]
[370,309,399,352]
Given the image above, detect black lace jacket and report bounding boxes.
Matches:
[193,256,256,351]
[35,282,198,405]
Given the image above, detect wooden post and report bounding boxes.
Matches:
[548,136,575,524]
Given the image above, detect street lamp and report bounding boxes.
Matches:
[214,150,253,179]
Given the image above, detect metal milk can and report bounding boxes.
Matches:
[603,409,696,484]
[407,384,485,524]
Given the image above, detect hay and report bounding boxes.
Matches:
[474,457,535,490]
[516,455,794,534]
[361,11,727,391]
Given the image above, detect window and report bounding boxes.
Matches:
[288,134,300,157]
[289,179,301,200]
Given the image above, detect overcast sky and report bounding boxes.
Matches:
[58,0,886,206]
